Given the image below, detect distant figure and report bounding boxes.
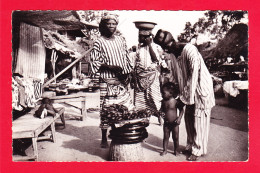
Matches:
[129,45,137,67]
[226,55,234,64]
[160,82,185,156]
[240,55,245,62]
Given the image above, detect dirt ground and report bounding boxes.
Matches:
[13,92,248,162]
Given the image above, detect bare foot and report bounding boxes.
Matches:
[160,151,167,156]
[100,141,109,148]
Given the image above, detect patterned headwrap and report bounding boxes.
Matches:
[101,13,119,24]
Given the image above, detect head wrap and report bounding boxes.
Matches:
[101,13,119,24]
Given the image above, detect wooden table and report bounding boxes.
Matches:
[12,110,63,161]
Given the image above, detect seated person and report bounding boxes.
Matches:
[35,98,65,127]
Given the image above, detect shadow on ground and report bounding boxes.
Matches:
[142,133,186,155]
[56,123,109,160]
[211,97,248,132]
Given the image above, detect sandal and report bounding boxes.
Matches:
[187,154,199,161]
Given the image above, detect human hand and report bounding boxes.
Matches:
[111,65,123,73]
[144,37,153,45]
[174,117,181,125]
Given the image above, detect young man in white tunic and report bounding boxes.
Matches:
[154,29,215,161]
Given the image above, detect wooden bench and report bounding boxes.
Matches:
[50,92,99,121]
[12,108,64,161]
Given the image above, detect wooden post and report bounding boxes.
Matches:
[50,49,58,83]
[43,48,93,88]
[50,122,56,143]
[32,137,38,161]
[72,65,77,79]
[79,61,82,77]
[81,98,87,121]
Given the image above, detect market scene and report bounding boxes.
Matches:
[11,10,248,162]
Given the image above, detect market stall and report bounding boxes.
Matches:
[12,10,100,118]
[223,80,248,110]
[11,10,100,161]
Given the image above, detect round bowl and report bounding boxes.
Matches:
[134,21,157,30]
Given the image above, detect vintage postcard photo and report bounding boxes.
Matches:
[11,10,248,162]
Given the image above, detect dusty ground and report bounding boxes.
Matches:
[13,92,248,162]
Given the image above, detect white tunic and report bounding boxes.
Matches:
[177,44,215,109]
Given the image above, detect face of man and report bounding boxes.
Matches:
[162,41,174,53]
[104,19,117,35]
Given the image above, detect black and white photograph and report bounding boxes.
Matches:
[11,10,248,162]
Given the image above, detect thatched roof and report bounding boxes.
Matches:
[200,24,248,60]
[12,10,98,31]
[12,11,98,59]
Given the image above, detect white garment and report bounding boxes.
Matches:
[185,108,212,156]
[223,80,248,97]
[177,44,215,109]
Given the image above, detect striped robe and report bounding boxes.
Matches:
[134,43,163,113]
[176,44,215,156]
[90,35,134,129]
[90,35,132,79]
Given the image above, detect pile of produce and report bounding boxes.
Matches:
[100,104,152,124]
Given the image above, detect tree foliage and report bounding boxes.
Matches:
[177,10,248,44]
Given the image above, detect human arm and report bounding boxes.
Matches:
[45,104,57,116]
[99,64,123,73]
[89,41,104,75]
[145,37,158,63]
[174,99,186,125]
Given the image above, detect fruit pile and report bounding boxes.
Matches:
[101,104,152,124]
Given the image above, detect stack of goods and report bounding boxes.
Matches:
[109,122,148,144]
[12,76,38,111]
[101,104,151,144]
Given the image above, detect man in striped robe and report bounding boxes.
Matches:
[154,29,215,161]
[89,13,134,148]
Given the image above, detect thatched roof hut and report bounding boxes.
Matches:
[201,23,248,61]
[12,11,99,81]
[12,11,98,31]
